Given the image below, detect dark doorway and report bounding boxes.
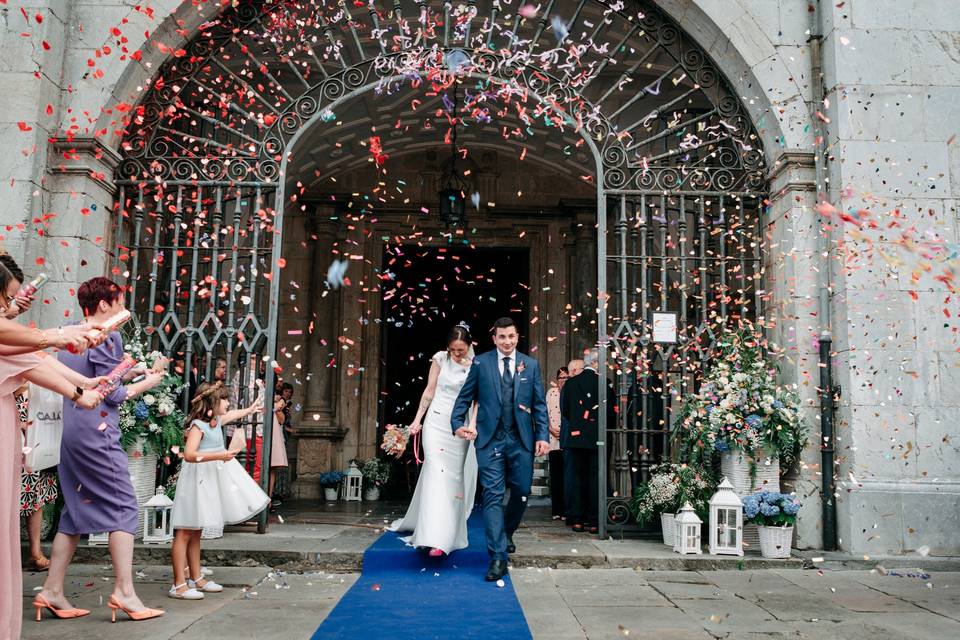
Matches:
[377,243,531,497]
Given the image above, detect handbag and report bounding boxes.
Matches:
[23,384,64,471]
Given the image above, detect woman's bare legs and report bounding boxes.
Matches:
[36,532,79,608]
[108,531,147,610]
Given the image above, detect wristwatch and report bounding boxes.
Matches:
[71,386,84,402]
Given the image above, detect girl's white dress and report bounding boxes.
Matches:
[390,351,478,553]
[171,419,270,529]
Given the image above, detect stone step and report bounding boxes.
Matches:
[530,485,550,497]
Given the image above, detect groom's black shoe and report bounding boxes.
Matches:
[484,559,508,582]
[506,536,516,554]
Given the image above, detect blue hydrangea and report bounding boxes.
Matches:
[742,495,760,519]
[134,400,150,420]
[745,414,762,428]
[714,440,731,452]
[782,500,801,515]
[759,502,781,517]
[773,399,784,409]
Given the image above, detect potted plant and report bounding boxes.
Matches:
[319,471,345,501]
[356,458,390,501]
[117,323,185,536]
[672,331,808,495]
[742,491,801,558]
[630,463,715,545]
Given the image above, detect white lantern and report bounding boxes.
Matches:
[709,478,744,556]
[673,502,702,555]
[142,487,175,544]
[343,462,363,502]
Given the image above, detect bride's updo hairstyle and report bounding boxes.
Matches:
[447,322,472,347]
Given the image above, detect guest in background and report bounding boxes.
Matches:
[269,392,289,510]
[35,277,168,623]
[545,366,569,521]
[560,350,613,535]
[213,357,228,383]
[562,358,583,526]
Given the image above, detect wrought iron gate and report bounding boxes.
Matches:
[599,192,763,534]
[110,0,767,533]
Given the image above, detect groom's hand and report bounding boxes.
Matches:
[534,440,550,457]
[455,426,477,440]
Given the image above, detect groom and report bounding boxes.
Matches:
[451,317,550,581]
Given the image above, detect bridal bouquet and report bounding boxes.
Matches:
[380,424,410,458]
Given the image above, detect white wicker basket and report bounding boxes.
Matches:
[126,437,158,539]
[201,525,224,540]
[660,512,676,546]
[758,525,793,558]
[721,449,780,496]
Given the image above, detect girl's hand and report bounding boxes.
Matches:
[222,450,238,461]
[76,389,103,410]
[408,422,422,435]
[248,395,264,415]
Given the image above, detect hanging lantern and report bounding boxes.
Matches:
[343,462,363,502]
[709,478,744,556]
[142,487,175,545]
[673,502,703,555]
[436,81,469,229]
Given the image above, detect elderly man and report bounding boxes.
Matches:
[560,350,614,534]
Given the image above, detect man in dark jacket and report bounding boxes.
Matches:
[560,348,615,534]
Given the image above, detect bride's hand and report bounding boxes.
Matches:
[408,422,422,435]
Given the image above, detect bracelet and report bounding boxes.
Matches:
[36,329,49,351]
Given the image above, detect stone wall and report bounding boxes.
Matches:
[1,0,957,553]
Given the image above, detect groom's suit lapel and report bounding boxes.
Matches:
[513,353,522,402]
[490,352,503,404]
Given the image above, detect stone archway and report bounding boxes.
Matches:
[112,0,769,533]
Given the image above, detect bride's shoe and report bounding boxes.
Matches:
[428,548,444,557]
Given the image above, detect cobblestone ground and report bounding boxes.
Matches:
[21,565,960,639]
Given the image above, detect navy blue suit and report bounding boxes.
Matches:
[451,349,549,560]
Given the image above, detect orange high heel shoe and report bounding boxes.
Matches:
[32,594,91,621]
[107,596,164,623]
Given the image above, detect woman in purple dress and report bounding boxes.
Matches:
[35,277,167,622]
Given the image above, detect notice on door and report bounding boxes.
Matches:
[652,312,678,344]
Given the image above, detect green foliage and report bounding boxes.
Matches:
[629,463,716,526]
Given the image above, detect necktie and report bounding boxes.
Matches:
[502,356,513,388]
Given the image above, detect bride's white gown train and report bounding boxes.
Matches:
[390,351,478,553]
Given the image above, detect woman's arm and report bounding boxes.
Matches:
[409,360,441,435]
[467,401,478,431]
[0,318,103,351]
[20,358,101,409]
[35,354,106,389]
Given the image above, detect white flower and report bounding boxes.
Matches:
[157,400,174,416]
[143,394,156,406]
[149,423,160,433]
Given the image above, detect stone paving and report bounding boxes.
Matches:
[21,564,960,639]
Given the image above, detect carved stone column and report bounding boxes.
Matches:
[291,207,345,498]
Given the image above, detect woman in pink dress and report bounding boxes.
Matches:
[0,314,104,640]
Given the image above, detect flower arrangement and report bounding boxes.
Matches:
[742,491,802,527]
[356,457,391,489]
[319,471,345,488]
[380,424,410,458]
[672,331,808,470]
[629,463,715,526]
[117,323,185,457]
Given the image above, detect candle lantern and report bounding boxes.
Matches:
[142,487,175,544]
[343,462,363,502]
[673,502,703,555]
[709,478,744,556]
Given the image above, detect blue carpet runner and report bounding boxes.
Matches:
[311,510,532,639]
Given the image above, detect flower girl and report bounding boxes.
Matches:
[168,382,269,599]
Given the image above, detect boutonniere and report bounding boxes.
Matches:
[517,362,526,374]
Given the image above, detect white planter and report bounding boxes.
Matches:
[364,487,380,501]
[126,437,158,539]
[757,525,793,559]
[323,487,339,501]
[721,449,780,496]
[660,512,676,546]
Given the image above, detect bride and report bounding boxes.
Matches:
[391,323,478,556]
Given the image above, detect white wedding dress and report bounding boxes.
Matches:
[390,350,478,553]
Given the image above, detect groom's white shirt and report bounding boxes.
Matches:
[496,349,516,377]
